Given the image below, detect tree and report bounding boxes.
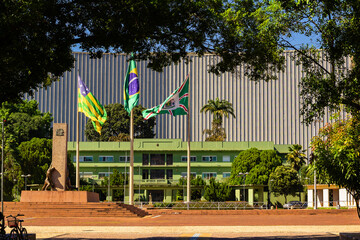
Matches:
[229,148,282,185]
[269,165,303,204]
[176,176,206,201]
[1,0,223,103]
[203,178,232,202]
[311,117,360,219]
[286,144,307,173]
[0,100,53,200]
[215,1,360,124]
[200,98,235,141]
[85,104,155,141]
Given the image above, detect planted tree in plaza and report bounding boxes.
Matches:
[176,176,206,201]
[269,165,303,204]
[85,104,155,141]
[203,178,232,202]
[200,98,235,141]
[0,100,53,199]
[230,148,282,185]
[311,117,360,219]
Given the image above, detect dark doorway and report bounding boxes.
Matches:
[148,190,164,202]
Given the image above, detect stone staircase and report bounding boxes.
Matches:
[3,202,150,218]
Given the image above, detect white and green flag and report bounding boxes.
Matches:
[142,75,189,119]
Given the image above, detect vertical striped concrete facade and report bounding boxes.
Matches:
[25,51,351,154]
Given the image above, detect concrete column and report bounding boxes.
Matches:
[307,189,314,207]
[164,189,172,202]
[339,189,347,207]
[248,188,254,206]
[235,189,241,201]
[323,189,329,207]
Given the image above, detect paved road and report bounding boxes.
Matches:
[20,211,360,240]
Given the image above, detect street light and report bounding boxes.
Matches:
[21,174,31,190]
[1,119,5,213]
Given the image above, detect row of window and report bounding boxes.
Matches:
[80,171,231,179]
[74,155,232,163]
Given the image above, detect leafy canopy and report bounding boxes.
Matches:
[203,178,232,202]
[286,144,307,172]
[269,165,303,203]
[85,103,155,141]
[230,148,282,185]
[311,117,360,219]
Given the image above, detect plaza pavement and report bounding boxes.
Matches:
[20,210,360,240]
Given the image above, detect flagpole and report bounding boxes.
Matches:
[76,74,80,190]
[129,109,134,205]
[187,77,191,203]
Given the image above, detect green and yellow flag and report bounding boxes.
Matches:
[78,76,107,134]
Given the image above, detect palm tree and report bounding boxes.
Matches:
[286,144,307,172]
[200,98,235,141]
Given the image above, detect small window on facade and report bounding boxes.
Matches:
[181,156,196,162]
[166,154,173,165]
[142,169,149,179]
[99,156,114,162]
[202,156,217,162]
[202,172,217,179]
[119,156,130,162]
[142,154,149,165]
[222,156,230,162]
[223,172,231,178]
[73,156,93,162]
[150,154,165,165]
[166,169,173,179]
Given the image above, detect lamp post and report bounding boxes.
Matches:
[238,172,248,207]
[21,174,31,190]
[1,119,4,213]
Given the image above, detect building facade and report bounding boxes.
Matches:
[26,52,351,157]
[68,139,293,203]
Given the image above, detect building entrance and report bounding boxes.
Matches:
[148,190,164,202]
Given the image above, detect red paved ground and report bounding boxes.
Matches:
[22,209,360,227]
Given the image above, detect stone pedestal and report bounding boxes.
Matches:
[20,191,99,203]
[52,123,68,191]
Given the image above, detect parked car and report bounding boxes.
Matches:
[283,201,307,209]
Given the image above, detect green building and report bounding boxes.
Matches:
[68,139,293,204]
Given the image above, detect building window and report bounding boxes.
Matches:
[73,156,93,162]
[222,156,230,162]
[150,154,165,165]
[181,156,196,162]
[166,154,173,165]
[99,156,114,162]
[119,156,130,162]
[181,172,196,178]
[142,169,149,179]
[202,172,217,179]
[166,169,173,179]
[223,172,231,178]
[142,154,149,165]
[150,169,165,179]
[98,172,112,178]
[202,156,217,162]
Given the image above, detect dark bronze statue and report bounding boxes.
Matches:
[42,166,56,191]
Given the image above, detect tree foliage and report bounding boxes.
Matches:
[203,178,232,202]
[176,176,206,201]
[311,117,360,219]
[85,104,155,141]
[1,0,223,103]
[230,148,282,185]
[269,165,303,203]
[201,98,235,141]
[0,100,53,200]
[286,144,307,172]
[216,1,360,124]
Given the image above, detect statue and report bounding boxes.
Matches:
[42,166,56,191]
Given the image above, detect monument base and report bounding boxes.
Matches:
[20,191,99,203]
